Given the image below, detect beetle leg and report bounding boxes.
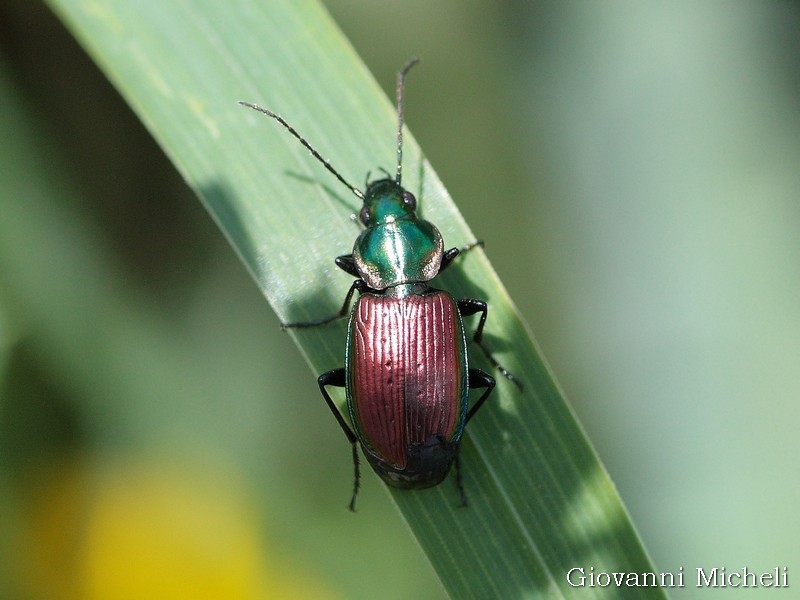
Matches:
[454,445,468,507]
[453,370,497,508]
[457,299,523,390]
[466,368,496,422]
[318,369,361,511]
[334,254,360,277]
[439,247,461,272]
[439,240,485,272]
[281,279,365,329]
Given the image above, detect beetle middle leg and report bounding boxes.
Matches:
[282,279,367,329]
[458,298,523,390]
[317,368,361,511]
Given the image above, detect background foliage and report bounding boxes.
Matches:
[2,2,799,599]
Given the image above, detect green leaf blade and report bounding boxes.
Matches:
[44,0,666,597]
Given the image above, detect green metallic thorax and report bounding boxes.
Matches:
[353,179,444,290]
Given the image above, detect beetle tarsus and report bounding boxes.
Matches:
[281,313,344,330]
[460,240,485,254]
[474,343,524,392]
[454,449,468,507]
[348,443,361,512]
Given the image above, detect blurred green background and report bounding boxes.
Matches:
[2,1,799,599]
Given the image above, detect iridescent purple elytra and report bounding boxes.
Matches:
[347,291,469,487]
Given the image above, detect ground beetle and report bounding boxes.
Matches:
[241,59,519,510]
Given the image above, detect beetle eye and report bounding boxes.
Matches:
[359,205,371,226]
[402,191,417,211]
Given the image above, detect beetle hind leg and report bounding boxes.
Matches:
[318,368,362,511]
[466,368,496,422]
[454,446,468,507]
[348,444,361,512]
[453,370,497,508]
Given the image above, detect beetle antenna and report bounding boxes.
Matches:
[395,57,420,185]
[239,101,365,200]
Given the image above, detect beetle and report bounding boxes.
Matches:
[241,58,519,510]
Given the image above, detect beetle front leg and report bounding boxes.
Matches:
[334,254,360,277]
[457,299,523,390]
[439,240,485,273]
[318,368,361,511]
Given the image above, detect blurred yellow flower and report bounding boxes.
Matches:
[13,453,339,600]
